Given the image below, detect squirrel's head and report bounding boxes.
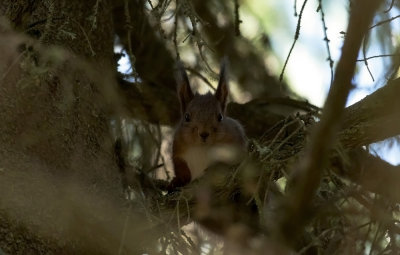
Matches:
[175,59,230,145]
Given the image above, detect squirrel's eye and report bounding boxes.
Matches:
[217,113,223,122]
[184,113,191,122]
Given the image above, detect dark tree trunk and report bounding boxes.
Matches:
[0,1,126,253]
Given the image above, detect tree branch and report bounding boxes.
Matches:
[276,0,383,246]
[331,149,400,204]
[340,78,400,148]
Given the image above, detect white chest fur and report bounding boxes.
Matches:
[181,145,241,181]
[181,146,214,180]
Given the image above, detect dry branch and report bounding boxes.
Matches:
[276,0,384,246]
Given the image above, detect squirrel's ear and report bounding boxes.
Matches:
[215,58,229,112]
[175,61,194,113]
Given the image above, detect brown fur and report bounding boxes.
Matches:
[168,61,247,191]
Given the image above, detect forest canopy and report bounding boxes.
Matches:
[0,0,400,254]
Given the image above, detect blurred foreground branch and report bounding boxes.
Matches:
[276,0,383,247]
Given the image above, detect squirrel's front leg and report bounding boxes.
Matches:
[167,156,191,192]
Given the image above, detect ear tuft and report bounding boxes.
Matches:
[175,61,194,113]
[215,57,229,112]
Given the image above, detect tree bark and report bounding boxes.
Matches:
[0,0,126,253]
[0,0,117,175]
[340,77,400,148]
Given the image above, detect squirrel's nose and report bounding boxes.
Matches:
[200,132,209,141]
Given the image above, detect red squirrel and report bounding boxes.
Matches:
[168,60,247,191]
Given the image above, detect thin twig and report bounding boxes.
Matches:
[186,67,215,91]
[234,0,241,36]
[370,14,400,29]
[356,53,400,61]
[72,19,96,56]
[173,0,180,59]
[40,0,55,44]
[266,118,300,149]
[264,124,304,162]
[0,51,25,83]
[317,0,334,85]
[279,0,309,82]
[361,35,375,82]
[384,0,395,13]
[182,0,217,76]
[369,221,382,255]
[89,0,101,31]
